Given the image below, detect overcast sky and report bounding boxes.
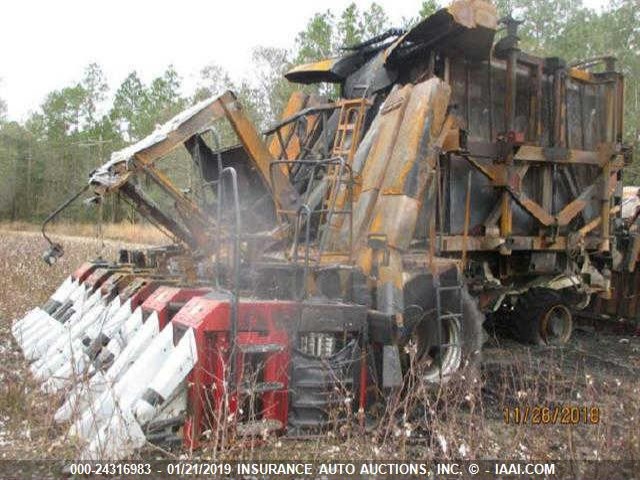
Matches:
[0,0,608,121]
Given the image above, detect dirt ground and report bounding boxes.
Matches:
[0,230,639,461]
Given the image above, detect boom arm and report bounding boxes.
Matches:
[89,91,301,250]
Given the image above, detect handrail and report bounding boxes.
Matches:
[269,157,354,265]
[292,204,313,300]
[263,103,340,136]
[216,166,242,387]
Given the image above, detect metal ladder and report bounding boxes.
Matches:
[433,268,464,374]
[331,98,368,163]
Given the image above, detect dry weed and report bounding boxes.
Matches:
[0,231,638,462]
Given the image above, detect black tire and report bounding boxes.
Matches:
[511,288,573,345]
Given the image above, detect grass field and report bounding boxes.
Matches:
[0,230,639,461]
[0,221,166,245]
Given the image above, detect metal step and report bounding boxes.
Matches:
[238,343,285,354]
[288,416,347,428]
[236,419,283,436]
[291,396,345,408]
[291,377,353,388]
[434,269,465,368]
[239,381,284,394]
[438,285,462,292]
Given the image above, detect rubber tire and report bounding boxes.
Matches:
[511,288,573,346]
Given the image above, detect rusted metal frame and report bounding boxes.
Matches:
[568,67,596,84]
[134,161,212,245]
[555,178,600,227]
[564,76,572,151]
[461,156,554,227]
[578,205,621,237]
[528,62,543,143]
[279,117,300,160]
[320,111,330,158]
[614,74,625,217]
[297,113,323,158]
[514,146,606,166]
[287,118,326,192]
[541,165,553,228]
[466,147,622,230]
[616,73,625,143]
[432,115,460,255]
[567,66,619,86]
[268,92,310,163]
[220,97,300,222]
[547,66,565,232]
[134,159,209,221]
[461,155,501,182]
[508,188,555,227]
[525,55,544,146]
[275,130,288,160]
[504,41,518,133]
[439,235,569,251]
[517,50,544,68]
[286,160,324,264]
[286,114,325,185]
[263,103,339,135]
[436,150,445,255]
[497,40,521,253]
[549,68,560,148]
[483,202,502,229]
[464,140,497,158]
[438,234,601,252]
[561,167,579,200]
[599,67,621,251]
[117,92,259,247]
[118,193,178,245]
[461,171,472,268]
[558,167,619,228]
[600,140,613,252]
[444,56,451,86]
[269,158,354,259]
[557,69,568,148]
[127,98,228,229]
[465,60,471,129]
[462,154,556,228]
[133,96,229,162]
[120,181,195,248]
[579,82,587,149]
[487,55,494,140]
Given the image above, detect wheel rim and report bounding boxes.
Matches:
[414,314,462,383]
[540,304,572,345]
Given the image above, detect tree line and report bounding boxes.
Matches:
[0,0,637,225]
